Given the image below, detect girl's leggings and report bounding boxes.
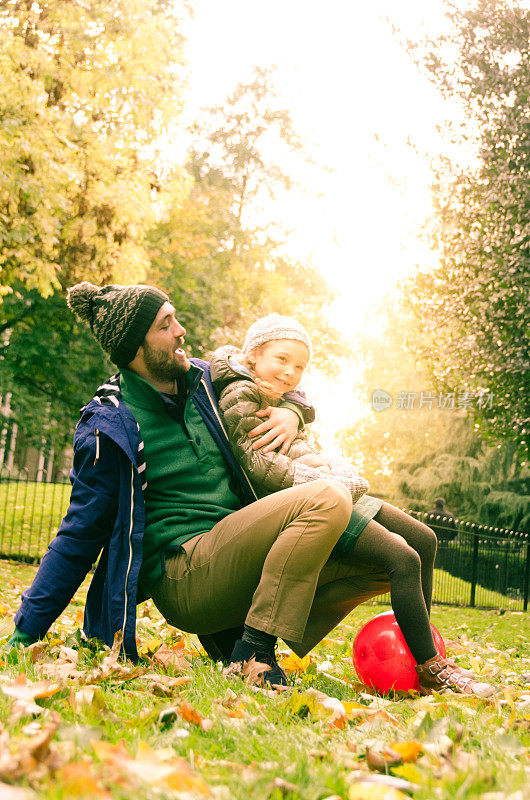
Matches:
[352,503,438,664]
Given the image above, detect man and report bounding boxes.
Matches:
[8,282,390,685]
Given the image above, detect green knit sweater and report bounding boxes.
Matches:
[120,367,242,595]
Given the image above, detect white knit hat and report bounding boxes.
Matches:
[242,313,312,359]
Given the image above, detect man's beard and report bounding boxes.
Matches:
[142,340,188,382]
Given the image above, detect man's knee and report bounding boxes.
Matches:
[313,479,353,528]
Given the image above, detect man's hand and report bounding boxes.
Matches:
[249,407,299,454]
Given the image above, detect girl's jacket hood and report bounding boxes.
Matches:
[210,347,328,498]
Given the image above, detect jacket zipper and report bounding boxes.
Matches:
[94,428,100,465]
[200,378,258,500]
[122,463,135,646]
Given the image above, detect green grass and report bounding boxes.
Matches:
[0,481,70,559]
[0,558,529,800]
[361,568,525,612]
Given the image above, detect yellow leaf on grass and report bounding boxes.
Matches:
[349,782,408,800]
[55,762,110,798]
[343,701,364,714]
[388,741,422,762]
[92,740,129,763]
[279,652,312,673]
[138,637,163,658]
[392,764,423,784]
[95,739,211,794]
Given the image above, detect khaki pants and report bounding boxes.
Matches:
[150,480,390,658]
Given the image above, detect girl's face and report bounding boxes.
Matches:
[251,339,310,396]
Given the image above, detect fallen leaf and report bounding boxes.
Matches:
[366,747,402,772]
[388,741,422,763]
[81,633,142,685]
[421,734,454,759]
[348,781,409,800]
[0,783,36,799]
[179,701,213,731]
[271,776,299,795]
[54,761,110,798]
[38,646,79,680]
[137,637,163,659]
[153,642,191,671]
[73,686,104,711]
[1,674,61,703]
[222,655,272,686]
[279,652,312,673]
[0,715,60,782]
[391,763,423,784]
[94,739,210,794]
[343,701,364,714]
[139,672,190,696]
[357,709,400,727]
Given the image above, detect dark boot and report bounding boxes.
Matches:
[224,639,288,687]
[198,626,244,664]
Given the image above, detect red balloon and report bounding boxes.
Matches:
[352,611,446,694]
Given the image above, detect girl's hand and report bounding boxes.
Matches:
[248,407,299,454]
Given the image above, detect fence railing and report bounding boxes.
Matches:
[406,511,529,612]
[0,467,70,562]
[0,468,528,610]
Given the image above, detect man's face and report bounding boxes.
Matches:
[140,301,190,382]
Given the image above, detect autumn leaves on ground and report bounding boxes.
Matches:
[0,560,528,800]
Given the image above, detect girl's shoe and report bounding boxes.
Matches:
[446,658,474,678]
[415,654,495,697]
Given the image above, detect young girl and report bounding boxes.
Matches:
[210,313,494,697]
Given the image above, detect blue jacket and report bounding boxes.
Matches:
[14,359,313,661]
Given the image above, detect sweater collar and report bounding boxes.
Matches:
[120,364,203,410]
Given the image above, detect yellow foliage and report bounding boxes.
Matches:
[349,782,408,800]
[279,652,312,673]
[387,740,423,762]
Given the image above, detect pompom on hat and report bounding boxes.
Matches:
[242,313,312,359]
[67,281,169,366]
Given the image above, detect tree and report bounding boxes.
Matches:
[147,70,347,373]
[340,294,530,531]
[0,0,189,461]
[187,67,305,230]
[0,285,111,454]
[402,0,530,464]
[0,0,189,298]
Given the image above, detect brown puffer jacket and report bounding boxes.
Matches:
[210,346,369,501]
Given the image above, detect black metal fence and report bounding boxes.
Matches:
[0,467,70,562]
[0,468,528,611]
[405,511,529,612]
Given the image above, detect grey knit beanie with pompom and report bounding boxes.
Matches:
[242,313,312,359]
[67,282,169,366]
